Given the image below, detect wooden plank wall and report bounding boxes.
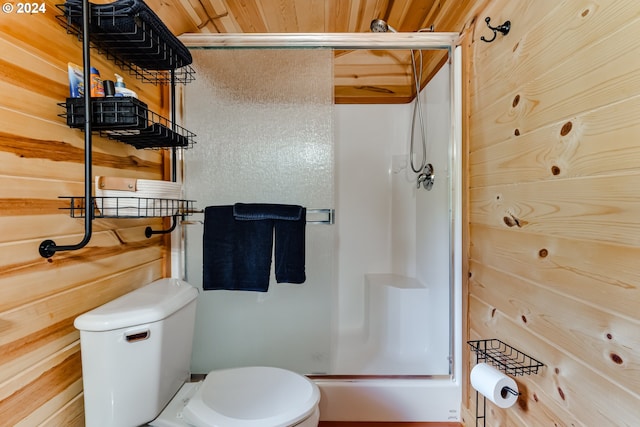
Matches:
[463,0,640,425]
[0,1,169,424]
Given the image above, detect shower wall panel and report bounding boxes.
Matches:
[333,62,452,375]
[184,49,334,375]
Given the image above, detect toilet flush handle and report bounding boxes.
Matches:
[125,330,150,343]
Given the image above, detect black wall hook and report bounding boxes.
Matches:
[481,17,511,43]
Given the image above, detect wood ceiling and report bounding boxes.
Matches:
[144,0,482,103]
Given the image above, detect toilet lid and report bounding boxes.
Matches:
[183,366,320,427]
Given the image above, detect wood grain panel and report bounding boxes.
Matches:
[470,260,640,393]
[0,0,172,423]
[39,393,84,427]
[0,261,163,384]
[225,0,268,32]
[13,379,83,426]
[256,0,302,32]
[0,214,163,243]
[0,343,82,426]
[470,13,640,150]
[469,297,640,426]
[468,224,640,321]
[469,95,640,187]
[471,0,634,108]
[0,230,163,311]
[470,173,640,246]
[466,325,579,427]
[294,0,326,32]
[466,1,640,425]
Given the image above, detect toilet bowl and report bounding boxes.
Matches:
[74,278,320,427]
[152,366,320,427]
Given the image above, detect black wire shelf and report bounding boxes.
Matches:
[468,339,544,376]
[60,97,195,149]
[56,1,195,84]
[61,196,196,218]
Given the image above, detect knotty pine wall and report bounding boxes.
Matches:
[463,0,640,425]
[0,1,170,424]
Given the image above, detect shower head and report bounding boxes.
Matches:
[370,19,397,33]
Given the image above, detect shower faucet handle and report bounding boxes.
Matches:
[417,173,427,188]
[417,163,435,190]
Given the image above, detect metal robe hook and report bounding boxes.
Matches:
[481,17,511,43]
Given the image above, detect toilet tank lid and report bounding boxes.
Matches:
[74,278,199,332]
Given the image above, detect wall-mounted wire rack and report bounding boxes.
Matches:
[468,339,544,376]
[60,196,195,219]
[60,97,195,149]
[40,0,197,258]
[56,0,195,84]
[468,339,544,427]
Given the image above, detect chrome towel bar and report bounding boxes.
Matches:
[181,208,335,225]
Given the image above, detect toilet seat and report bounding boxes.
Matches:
[183,366,320,427]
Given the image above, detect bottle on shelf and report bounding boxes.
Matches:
[114,73,138,98]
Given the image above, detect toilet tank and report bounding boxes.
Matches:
[74,278,199,427]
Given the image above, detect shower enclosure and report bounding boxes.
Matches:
[177,33,462,421]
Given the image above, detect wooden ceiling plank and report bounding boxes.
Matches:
[401,0,435,31]
[195,0,243,33]
[325,0,352,32]
[386,0,410,32]
[356,0,380,33]
[225,0,269,32]
[256,0,299,32]
[155,0,472,104]
[144,0,201,35]
[294,0,325,32]
[347,0,364,33]
[369,0,391,22]
[183,0,213,29]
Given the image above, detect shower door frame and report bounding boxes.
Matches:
[176,32,463,420]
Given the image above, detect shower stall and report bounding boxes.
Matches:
[177,33,462,421]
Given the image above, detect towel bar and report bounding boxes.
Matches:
[182,208,335,225]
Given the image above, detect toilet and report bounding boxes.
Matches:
[74,278,320,427]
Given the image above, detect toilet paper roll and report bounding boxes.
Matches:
[470,363,519,409]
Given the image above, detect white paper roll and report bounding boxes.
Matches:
[470,363,519,409]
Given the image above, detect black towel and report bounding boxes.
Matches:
[203,206,273,292]
[233,203,306,284]
[274,213,306,284]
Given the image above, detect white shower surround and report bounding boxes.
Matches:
[179,33,463,422]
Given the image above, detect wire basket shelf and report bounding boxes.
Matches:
[467,339,544,376]
[61,196,196,218]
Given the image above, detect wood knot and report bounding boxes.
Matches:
[514,128,520,136]
[560,121,573,136]
[512,94,520,107]
[503,216,517,227]
[538,248,548,258]
[503,213,525,228]
[557,387,565,400]
[551,165,561,175]
[610,353,623,365]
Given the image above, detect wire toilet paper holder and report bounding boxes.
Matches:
[468,339,544,427]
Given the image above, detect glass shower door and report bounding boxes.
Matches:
[183,48,335,375]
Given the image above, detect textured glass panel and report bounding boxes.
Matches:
[184,49,334,375]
